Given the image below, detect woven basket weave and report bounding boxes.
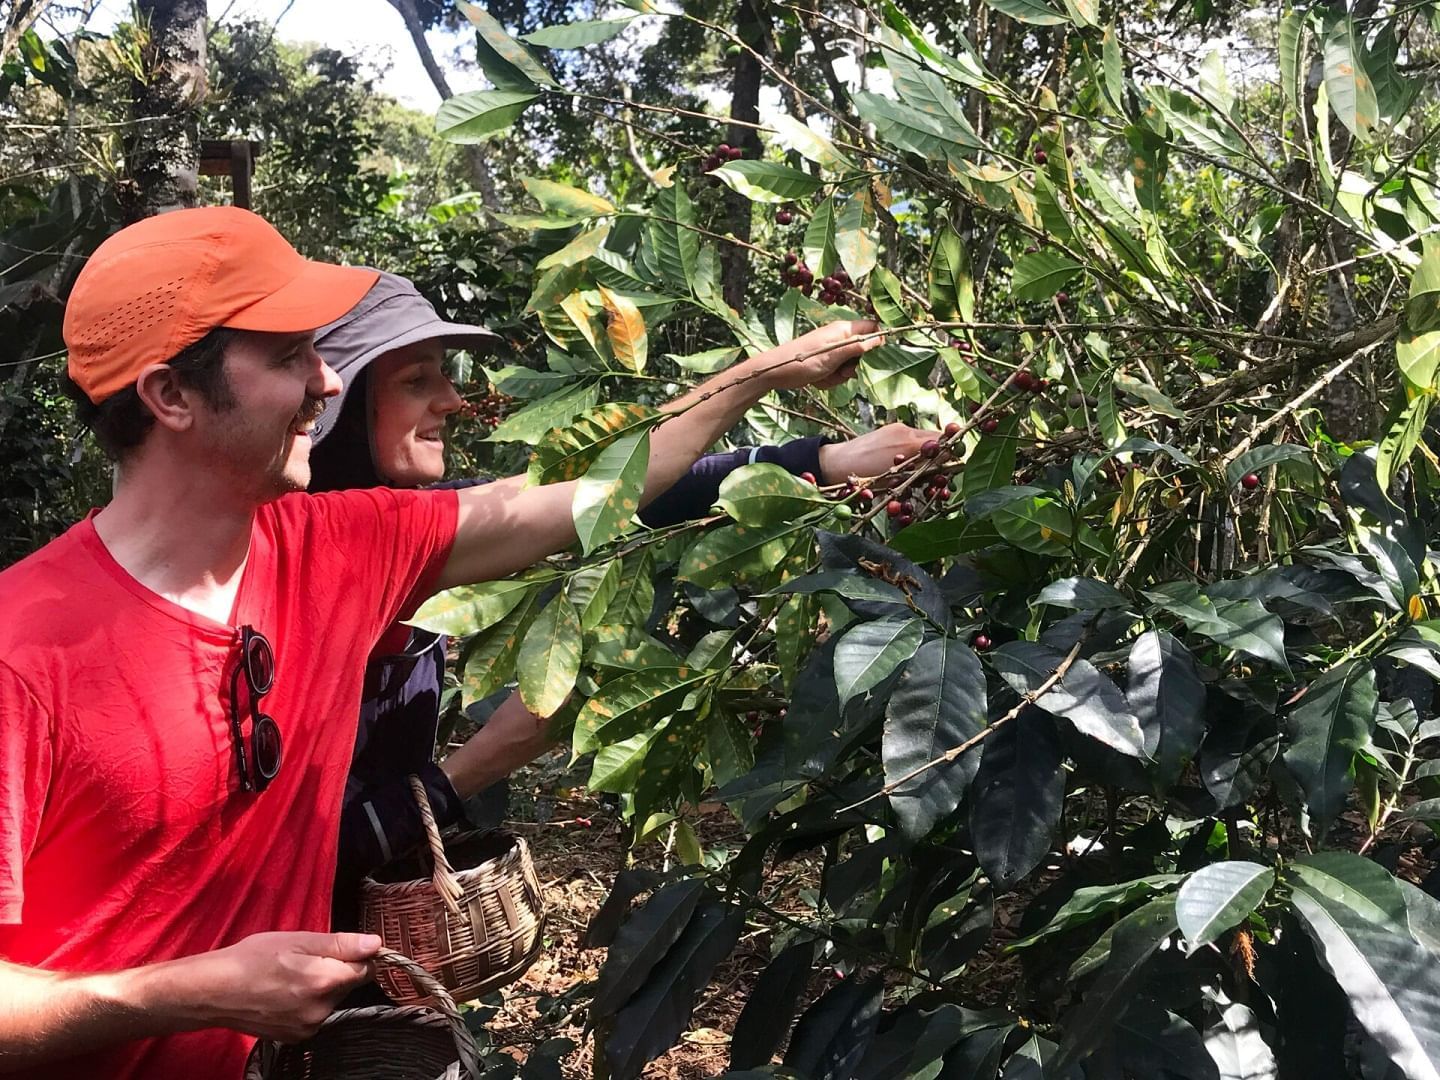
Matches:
[244,948,482,1080]
[358,776,545,1006]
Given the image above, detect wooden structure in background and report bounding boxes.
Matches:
[199,139,262,209]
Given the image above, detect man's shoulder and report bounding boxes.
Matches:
[0,521,95,602]
[0,521,108,661]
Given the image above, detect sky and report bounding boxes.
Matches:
[83,0,467,109]
[71,0,862,125]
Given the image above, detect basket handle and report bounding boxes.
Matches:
[409,774,464,914]
[375,947,483,1080]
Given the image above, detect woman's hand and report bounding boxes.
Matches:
[756,320,884,391]
[818,423,943,484]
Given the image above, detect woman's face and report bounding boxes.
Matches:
[369,341,464,487]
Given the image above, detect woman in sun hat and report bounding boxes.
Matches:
[306,271,938,929]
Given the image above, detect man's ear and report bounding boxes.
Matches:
[133,364,196,433]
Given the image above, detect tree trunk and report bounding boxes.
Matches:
[2,0,53,64]
[385,0,500,211]
[124,0,206,221]
[721,0,767,311]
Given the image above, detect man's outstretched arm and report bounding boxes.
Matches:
[434,320,881,589]
[0,932,381,1071]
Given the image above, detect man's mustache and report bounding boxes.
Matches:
[294,397,327,427]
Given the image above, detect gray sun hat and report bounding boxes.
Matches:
[309,270,502,443]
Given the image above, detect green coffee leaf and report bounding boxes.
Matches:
[1176,861,1274,948]
[1282,661,1379,829]
[517,594,582,716]
[711,161,824,204]
[573,427,651,554]
[715,464,831,527]
[834,616,924,707]
[1011,252,1083,301]
[457,1,558,89]
[983,0,1069,25]
[883,637,988,840]
[520,18,636,48]
[436,89,541,142]
[834,192,878,281]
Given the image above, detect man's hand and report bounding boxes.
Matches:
[755,320,883,391]
[0,932,382,1068]
[818,423,942,485]
[155,931,380,1043]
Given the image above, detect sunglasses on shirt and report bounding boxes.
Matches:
[228,625,283,792]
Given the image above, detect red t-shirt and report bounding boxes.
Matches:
[0,487,458,1079]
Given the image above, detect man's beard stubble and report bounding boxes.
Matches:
[212,394,332,501]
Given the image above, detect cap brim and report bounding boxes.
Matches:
[224,261,381,334]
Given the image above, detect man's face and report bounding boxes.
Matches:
[196,332,341,501]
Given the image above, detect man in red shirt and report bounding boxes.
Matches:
[0,207,879,1078]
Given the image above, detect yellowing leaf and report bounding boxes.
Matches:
[522,176,616,218]
[536,222,611,270]
[651,163,677,188]
[558,290,604,357]
[598,285,648,374]
[769,114,856,170]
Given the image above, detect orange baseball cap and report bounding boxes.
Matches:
[64,206,380,403]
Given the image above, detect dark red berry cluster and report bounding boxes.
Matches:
[866,427,969,528]
[817,268,854,305]
[1011,370,1050,394]
[780,251,814,294]
[780,256,864,308]
[460,387,512,429]
[776,204,795,225]
[701,143,744,172]
[880,468,954,528]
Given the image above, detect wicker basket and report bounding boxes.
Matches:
[358,776,545,1006]
[244,948,483,1080]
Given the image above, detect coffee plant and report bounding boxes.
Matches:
[417,1,1440,1076]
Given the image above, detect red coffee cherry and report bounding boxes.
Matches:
[1241,473,1261,490]
[972,632,993,650]
[980,418,1000,434]
[886,499,904,517]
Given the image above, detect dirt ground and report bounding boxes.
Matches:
[476,750,770,1080]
